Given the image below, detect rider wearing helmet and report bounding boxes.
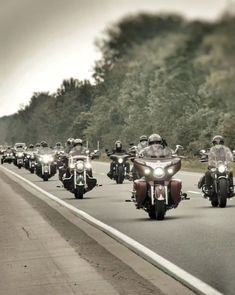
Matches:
[136,135,148,154]
[107,140,130,179]
[141,134,172,158]
[65,138,74,154]
[202,135,234,196]
[28,144,34,151]
[69,138,87,156]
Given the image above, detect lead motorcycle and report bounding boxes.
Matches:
[199,149,234,207]
[62,151,97,199]
[132,145,187,220]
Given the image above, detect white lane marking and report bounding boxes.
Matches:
[0,166,223,295]
[188,191,202,195]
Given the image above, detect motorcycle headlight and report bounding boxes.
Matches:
[69,163,75,169]
[118,158,123,164]
[76,161,84,172]
[167,167,174,175]
[86,162,92,169]
[218,164,226,173]
[41,155,53,163]
[144,168,151,175]
[17,152,23,157]
[27,155,30,158]
[154,167,165,178]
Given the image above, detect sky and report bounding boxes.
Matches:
[0,0,232,117]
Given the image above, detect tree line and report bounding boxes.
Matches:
[0,13,234,152]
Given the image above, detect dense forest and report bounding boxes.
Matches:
[0,13,234,152]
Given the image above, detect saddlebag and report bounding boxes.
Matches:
[170,179,182,207]
[86,176,97,191]
[134,179,147,206]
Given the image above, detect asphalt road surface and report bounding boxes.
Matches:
[2,161,235,295]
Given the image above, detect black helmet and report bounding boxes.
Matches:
[66,138,74,145]
[40,141,48,148]
[148,134,162,145]
[29,144,34,149]
[212,135,224,145]
[139,135,148,142]
[115,140,122,149]
[73,138,83,147]
[56,142,62,147]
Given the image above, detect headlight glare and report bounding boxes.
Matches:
[167,167,174,174]
[154,167,165,177]
[144,168,151,175]
[118,158,123,164]
[218,165,226,173]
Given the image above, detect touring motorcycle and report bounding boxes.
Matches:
[62,151,97,199]
[132,145,187,220]
[199,149,234,207]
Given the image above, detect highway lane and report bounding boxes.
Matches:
[3,161,235,295]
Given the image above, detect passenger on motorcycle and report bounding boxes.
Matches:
[107,140,130,179]
[198,135,234,197]
[137,135,148,154]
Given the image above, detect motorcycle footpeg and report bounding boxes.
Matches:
[181,193,190,200]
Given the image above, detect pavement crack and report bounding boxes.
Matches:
[22,226,30,239]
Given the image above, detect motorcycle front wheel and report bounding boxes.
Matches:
[74,186,84,199]
[148,200,166,220]
[218,178,228,208]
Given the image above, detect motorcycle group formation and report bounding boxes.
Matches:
[0,139,234,221]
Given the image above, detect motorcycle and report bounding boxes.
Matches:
[14,150,24,169]
[199,150,234,207]
[132,145,187,220]
[106,151,131,184]
[36,153,57,181]
[1,150,14,164]
[62,151,97,199]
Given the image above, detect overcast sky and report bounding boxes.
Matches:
[0,0,231,117]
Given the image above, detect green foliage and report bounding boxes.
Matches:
[0,14,234,153]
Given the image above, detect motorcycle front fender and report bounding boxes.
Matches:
[155,185,166,201]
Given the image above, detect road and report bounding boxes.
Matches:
[2,161,235,294]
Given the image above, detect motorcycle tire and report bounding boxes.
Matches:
[211,198,218,207]
[18,166,22,169]
[74,186,84,199]
[43,174,49,181]
[218,178,227,208]
[148,200,165,220]
[30,168,34,174]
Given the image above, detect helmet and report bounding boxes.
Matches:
[148,134,162,145]
[139,135,148,142]
[29,144,34,149]
[67,138,74,145]
[56,142,62,147]
[212,135,224,145]
[115,140,122,149]
[40,141,48,148]
[73,138,83,147]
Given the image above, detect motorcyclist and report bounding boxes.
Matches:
[54,142,63,151]
[64,138,74,154]
[140,134,172,158]
[69,138,87,156]
[137,135,148,154]
[27,144,35,151]
[198,135,234,197]
[107,140,130,179]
